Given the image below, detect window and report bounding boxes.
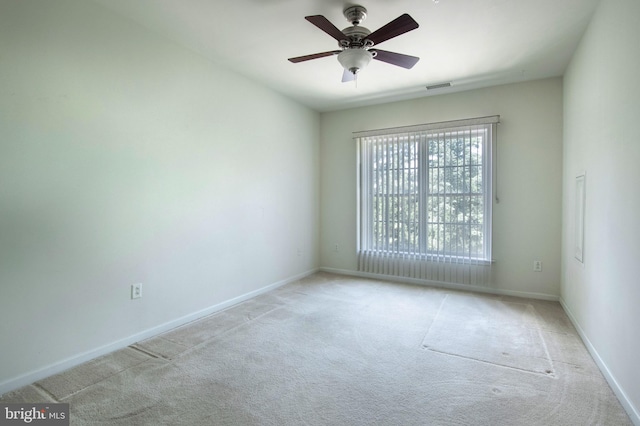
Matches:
[357,116,498,285]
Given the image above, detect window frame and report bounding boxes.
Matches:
[357,116,498,266]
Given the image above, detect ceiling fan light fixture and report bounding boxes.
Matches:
[337,49,373,75]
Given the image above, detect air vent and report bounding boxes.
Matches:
[426,82,452,90]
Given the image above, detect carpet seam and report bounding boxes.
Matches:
[54,356,156,401]
[158,305,287,359]
[530,304,558,379]
[32,383,60,403]
[423,347,558,379]
[129,344,162,360]
[419,293,449,349]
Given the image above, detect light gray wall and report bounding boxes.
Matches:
[562,0,640,421]
[0,0,320,391]
[320,78,563,299]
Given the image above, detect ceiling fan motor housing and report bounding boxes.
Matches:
[340,26,373,48]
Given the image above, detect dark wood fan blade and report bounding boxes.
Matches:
[372,49,420,69]
[288,50,342,63]
[305,15,347,42]
[366,14,419,45]
[342,68,356,83]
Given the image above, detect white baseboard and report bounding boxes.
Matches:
[320,267,560,301]
[0,268,318,396]
[559,298,639,425]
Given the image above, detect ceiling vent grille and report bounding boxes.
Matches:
[426,82,452,90]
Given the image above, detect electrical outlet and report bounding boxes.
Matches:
[334,244,339,252]
[131,283,142,299]
[533,261,542,272]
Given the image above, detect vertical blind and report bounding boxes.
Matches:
[356,116,499,286]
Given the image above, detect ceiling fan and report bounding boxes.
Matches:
[288,5,420,82]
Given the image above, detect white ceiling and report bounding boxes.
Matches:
[92,0,599,112]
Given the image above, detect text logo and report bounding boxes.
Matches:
[1,404,69,426]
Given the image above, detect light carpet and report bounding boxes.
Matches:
[1,273,632,425]
[422,293,555,376]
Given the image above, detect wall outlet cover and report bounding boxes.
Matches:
[131,283,142,299]
[533,261,543,272]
